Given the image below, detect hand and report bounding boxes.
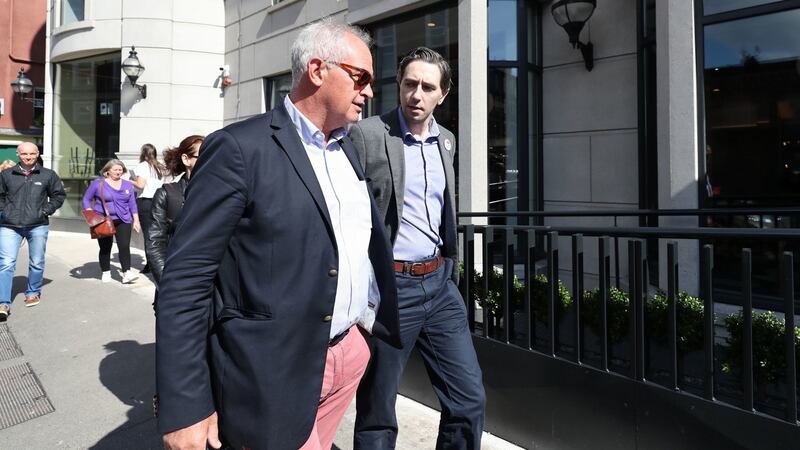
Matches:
[133,221,142,234]
[163,412,221,450]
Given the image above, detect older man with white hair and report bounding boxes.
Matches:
[155,18,400,450]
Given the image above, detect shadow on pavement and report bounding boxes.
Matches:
[10,275,51,303]
[90,340,161,449]
[69,253,146,281]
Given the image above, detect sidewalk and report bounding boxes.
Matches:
[0,231,520,449]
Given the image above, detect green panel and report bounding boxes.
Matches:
[0,147,18,164]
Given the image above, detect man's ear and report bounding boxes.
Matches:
[306,57,327,87]
[437,89,450,105]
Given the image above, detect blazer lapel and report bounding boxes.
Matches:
[269,104,334,244]
[339,137,365,181]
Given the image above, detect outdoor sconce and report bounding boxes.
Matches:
[10,68,34,101]
[121,46,147,98]
[551,0,596,71]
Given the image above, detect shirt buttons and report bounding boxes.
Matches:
[328,268,338,277]
[322,315,333,322]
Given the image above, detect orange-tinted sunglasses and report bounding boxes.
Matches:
[327,61,373,89]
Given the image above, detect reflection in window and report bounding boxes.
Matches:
[704,9,800,201]
[488,0,539,225]
[489,0,518,61]
[702,7,800,305]
[703,0,781,15]
[264,73,292,110]
[61,0,85,26]
[488,68,519,215]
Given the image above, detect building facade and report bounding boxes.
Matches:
[43,0,225,218]
[1,0,47,159]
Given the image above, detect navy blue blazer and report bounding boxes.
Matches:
[155,103,401,449]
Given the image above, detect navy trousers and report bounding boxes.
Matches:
[354,258,485,450]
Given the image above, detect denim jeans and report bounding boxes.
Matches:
[0,225,49,309]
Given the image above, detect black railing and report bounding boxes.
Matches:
[457,209,800,429]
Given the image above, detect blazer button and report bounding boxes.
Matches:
[328,268,338,277]
[322,315,332,322]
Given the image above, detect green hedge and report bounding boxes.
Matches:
[463,264,797,384]
[722,311,800,384]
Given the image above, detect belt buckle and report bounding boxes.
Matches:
[409,262,423,276]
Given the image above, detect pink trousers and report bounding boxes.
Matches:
[299,326,370,450]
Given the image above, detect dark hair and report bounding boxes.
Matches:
[396,47,452,93]
[139,143,165,180]
[163,135,205,176]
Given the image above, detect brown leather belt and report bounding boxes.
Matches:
[394,255,445,276]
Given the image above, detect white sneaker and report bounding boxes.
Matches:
[121,271,138,284]
[101,271,111,283]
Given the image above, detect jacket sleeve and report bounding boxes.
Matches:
[0,172,7,212]
[155,129,249,434]
[43,172,66,216]
[146,186,169,284]
[82,179,98,209]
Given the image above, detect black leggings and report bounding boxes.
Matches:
[98,220,132,272]
[137,197,153,264]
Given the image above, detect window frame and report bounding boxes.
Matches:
[487,0,543,225]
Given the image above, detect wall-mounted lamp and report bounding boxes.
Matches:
[122,46,147,98]
[10,68,35,101]
[220,65,232,87]
[551,0,596,71]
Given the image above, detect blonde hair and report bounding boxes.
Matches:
[100,159,128,177]
[0,160,16,171]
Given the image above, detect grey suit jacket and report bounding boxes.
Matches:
[349,108,458,262]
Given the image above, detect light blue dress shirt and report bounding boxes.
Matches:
[393,108,446,262]
[283,96,376,338]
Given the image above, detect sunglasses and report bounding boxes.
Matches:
[326,61,373,89]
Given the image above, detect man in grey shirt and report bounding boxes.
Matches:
[349,47,485,450]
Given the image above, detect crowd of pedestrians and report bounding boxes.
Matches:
[0,18,488,450]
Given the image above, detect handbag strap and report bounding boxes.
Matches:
[98,179,111,216]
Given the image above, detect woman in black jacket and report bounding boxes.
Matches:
[145,135,204,284]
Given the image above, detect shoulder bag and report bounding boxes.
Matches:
[81,180,116,239]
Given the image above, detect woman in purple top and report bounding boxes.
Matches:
[82,159,141,284]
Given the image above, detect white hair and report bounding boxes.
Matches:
[290,17,372,89]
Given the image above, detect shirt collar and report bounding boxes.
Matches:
[397,107,440,143]
[283,96,346,149]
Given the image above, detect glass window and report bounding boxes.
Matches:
[703,9,800,200]
[701,7,800,304]
[264,73,292,110]
[367,5,458,135]
[32,88,45,128]
[488,68,519,215]
[53,53,120,219]
[61,0,85,26]
[489,0,518,61]
[703,0,782,15]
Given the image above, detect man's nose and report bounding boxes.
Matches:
[362,82,374,99]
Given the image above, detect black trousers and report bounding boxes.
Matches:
[354,258,486,449]
[136,197,153,266]
[98,220,132,272]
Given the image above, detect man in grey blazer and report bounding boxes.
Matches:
[349,47,485,450]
